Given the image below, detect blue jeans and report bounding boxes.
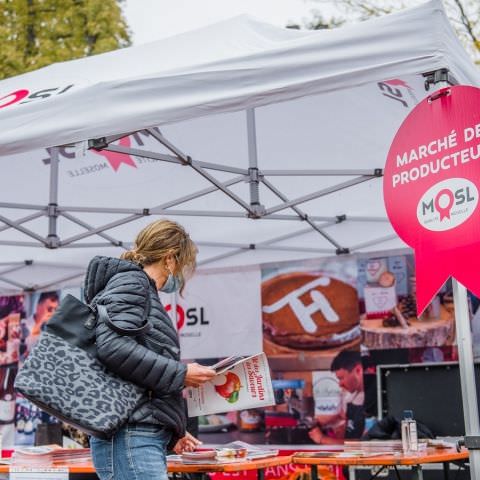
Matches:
[90,424,172,480]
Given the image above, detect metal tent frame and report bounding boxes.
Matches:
[0,127,388,290]
[0,69,456,292]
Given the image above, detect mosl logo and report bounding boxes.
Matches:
[0,85,74,109]
[417,178,478,231]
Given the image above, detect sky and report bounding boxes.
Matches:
[122,0,322,45]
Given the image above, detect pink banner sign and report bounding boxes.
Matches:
[384,85,480,314]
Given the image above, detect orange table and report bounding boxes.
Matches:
[293,448,469,480]
[0,456,292,479]
[0,462,96,479]
[168,455,292,480]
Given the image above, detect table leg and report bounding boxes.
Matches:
[369,466,389,480]
[310,464,318,480]
[443,461,450,480]
[257,468,265,480]
[411,465,423,480]
[392,466,403,480]
[348,465,356,480]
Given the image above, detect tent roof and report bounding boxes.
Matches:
[1,0,478,155]
[0,0,478,292]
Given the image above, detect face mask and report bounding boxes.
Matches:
[159,272,182,294]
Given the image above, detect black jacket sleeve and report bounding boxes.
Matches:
[95,271,186,396]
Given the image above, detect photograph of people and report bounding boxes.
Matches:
[22,291,59,358]
[309,350,366,444]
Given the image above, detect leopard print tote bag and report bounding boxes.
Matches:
[14,293,150,439]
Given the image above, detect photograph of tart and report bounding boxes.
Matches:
[262,272,361,352]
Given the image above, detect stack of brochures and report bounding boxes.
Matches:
[11,447,55,467]
[167,441,279,464]
[344,439,427,453]
[221,441,279,460]
[11,445,91,466]
[51,447,91,464]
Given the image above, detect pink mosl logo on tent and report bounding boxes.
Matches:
[92,136,137,172]
[383,85,480,314]
[377,78,415,108]
[0,85,75,109]
[384,79,413,90]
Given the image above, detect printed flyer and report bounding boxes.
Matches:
[186,353,275,416]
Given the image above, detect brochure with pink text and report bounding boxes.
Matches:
[186,353,274,416]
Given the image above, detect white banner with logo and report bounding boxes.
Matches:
[159,268,262,359]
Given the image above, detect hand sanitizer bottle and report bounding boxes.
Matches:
[401,410,418,453]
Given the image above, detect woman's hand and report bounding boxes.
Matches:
[173,431,202,454]
[308,426,324,444]
[185,363,216,387]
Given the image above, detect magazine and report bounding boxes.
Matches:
[167,454,245,465]
[186,353,275,416]
[166,441,279,464]
[221,441,279,460]
[210,356,255,375]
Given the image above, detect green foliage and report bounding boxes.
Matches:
[287,12,344,31]
[0,0,131,80]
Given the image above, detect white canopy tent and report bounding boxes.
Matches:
[0,0,478,293]
[2,1,480,465]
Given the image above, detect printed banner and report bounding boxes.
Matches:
[15,289,82,448]
[261,257,359,371]
[160,268,262,359]
[258,257,363,448]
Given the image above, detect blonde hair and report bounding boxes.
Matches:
[121,220,197,292]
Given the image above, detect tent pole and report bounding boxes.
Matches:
[47,147,60,248]
[198,249,246,266]
[0,202,46,210]
[106,136,248,175]
[35,271,86,290]
[261,177,344,250]
[262,169,381,176]
[60,212,124,247]
[0,276,28,290]
[24,291,34,321]
[247,109,264,217]
[452,278,480,477]
[421,73,479,467]
[350,234,399,251]
[0,212,45,234]
[265,175,378,215]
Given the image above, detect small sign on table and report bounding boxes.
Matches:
[9,466,69,480]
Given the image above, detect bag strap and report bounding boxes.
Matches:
[97,304,150,336]
[92,272,152,337]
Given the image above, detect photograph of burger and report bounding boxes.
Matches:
[358,254,455,350]
[261,258,361,371]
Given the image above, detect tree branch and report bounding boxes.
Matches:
[452,0,480,52]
